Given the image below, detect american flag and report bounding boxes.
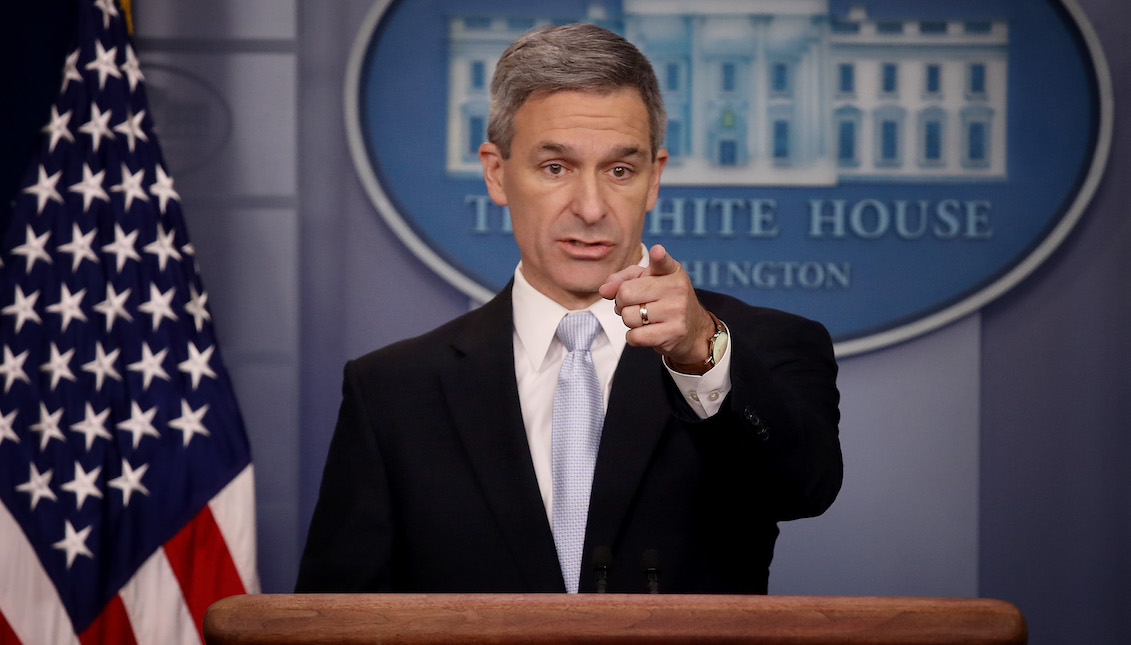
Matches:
[0,1,258,643]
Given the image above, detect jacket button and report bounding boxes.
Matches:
[744,407,770,441]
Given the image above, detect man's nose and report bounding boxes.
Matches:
[570,172,608,224]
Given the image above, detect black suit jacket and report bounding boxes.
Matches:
[296,286,841,594]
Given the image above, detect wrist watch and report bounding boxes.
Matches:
[705,312,729,367]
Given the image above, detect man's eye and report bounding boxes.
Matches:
[546,164,563,175]
[611,166,629,178]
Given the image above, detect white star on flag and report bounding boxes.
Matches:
[112,109,148,152]
[138,283,178,330]
[60,48,82,93]
[68,163,111,212]
[144,222,182,271]
[57,223,100,271]
[43,105,76,152]
[16,463,58,511]
[40,343,78,391]
[169,400,211,447]
[92,0,120,29]
[185,283,211,332]
[127,341,171,390]
[0,408,19,446]
[80,341,122,391]
[110,163,149,211]
[61,462,104,511]
[46,284,88,332]
[53,521,94,570]
[23,166,65,213]
[149,165,180,214]
[0,346,31,393]
[121,44,145,92]
[10,225,53,273]
[84,40,121,90]
[116,401,160,449]
[108,459,150,506]
[70,403,113,451]
[2,285,42,332]
[178,341,217,389]
[101,223,141,272]
[93,283,133,331]
[79,102,115,152]
[29,403,67,451]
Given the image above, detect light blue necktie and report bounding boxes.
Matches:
[551,311,604,594]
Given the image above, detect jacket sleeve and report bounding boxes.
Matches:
[294,358,396,592]
[671,294,843,521]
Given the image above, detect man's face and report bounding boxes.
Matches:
[480,89,668,309]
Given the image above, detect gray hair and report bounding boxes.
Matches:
[487,23,667,159]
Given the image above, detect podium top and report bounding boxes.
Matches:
[204,593,1026,645]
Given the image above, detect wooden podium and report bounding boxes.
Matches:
[203,593,1026,644]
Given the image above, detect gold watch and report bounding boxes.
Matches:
[705,312,729,367]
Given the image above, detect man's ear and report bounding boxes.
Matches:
[645,147,669,211]
[479,142,508,206]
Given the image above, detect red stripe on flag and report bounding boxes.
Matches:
[0,609,24,645]
[163,505,247,641]
[78,595,138,645]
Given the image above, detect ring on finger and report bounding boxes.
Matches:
[640,303,650,325]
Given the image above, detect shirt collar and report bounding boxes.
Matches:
[512,244,648,371]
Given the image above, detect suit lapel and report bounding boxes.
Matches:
[439,286,565,591]
[584,345,671,560]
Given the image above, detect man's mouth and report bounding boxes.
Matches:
[560,239,613,258]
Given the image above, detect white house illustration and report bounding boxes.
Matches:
[445,1,1008,186]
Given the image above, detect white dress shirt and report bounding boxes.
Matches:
[511,251,732,520]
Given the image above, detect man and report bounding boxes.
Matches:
[296,23,841,595]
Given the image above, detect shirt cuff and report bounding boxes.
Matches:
[664,324,733,419]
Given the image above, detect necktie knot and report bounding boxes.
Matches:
[555,311,601,353]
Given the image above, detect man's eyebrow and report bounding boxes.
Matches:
[610,145,646,160]
[537,142,573,156]
[535,143,647,160]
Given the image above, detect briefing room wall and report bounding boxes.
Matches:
[122,0,1128,641]
[979,0,1130,638]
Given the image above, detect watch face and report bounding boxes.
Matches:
[711,331,729,366]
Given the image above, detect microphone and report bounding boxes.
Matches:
[593,545,613,593]
[641,549,661,594]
